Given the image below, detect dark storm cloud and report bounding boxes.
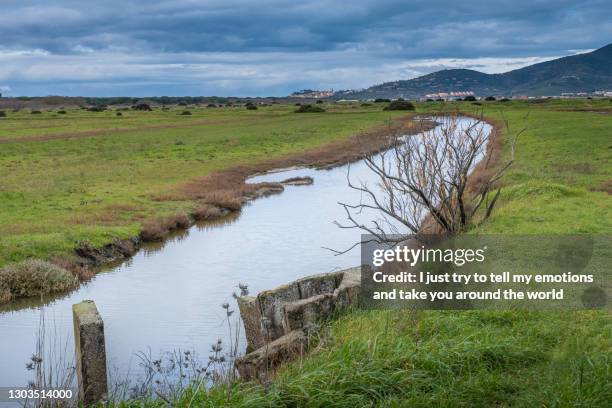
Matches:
[0,0,610,96]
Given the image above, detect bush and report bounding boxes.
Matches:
[246,103,258,110]
[464,95,477,101]
[383,100,415,111]
[0,260,78,302]
[207,103,217,108]
[132,103,152,111]
[31,110,42,114]
[374,98,391,103]
[500,98,511,102]
[485,96,496,101]
[180,110,192,115]
[295,104,326,113]
[315,100,324,104]
[57,110,67,114]
[87,106,106,112]
[0,111,6,117]
[116,112,122,116]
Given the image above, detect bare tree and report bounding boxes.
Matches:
[329,112,526,253]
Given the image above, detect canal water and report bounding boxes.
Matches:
[0,117,490,390]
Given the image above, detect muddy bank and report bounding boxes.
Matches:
[0,115,433,305]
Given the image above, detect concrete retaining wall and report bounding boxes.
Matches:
[236,266,361,380]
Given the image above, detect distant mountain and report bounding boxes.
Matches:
[334,43,612,99]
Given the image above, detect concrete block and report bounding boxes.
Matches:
[235,329,307,381]
[282,293,335,333]
[72,300,108,405]
[297,272,342,298]
[257,281,301,340]
[237,295,264,351]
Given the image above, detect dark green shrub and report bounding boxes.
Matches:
[132,103,152,111]
[116,112,122,116]
[295,104,326,113]
[180,110,192,115]
[31,110,42,114]
[374,98,391,103]
[87,105,106,112]
[485,96,496,101]
[383,100,415,111]
[57,110,67,114]
[315,100,324,104]
[464,95,477,101]
[0,111,6,117]
[246,103,258,110]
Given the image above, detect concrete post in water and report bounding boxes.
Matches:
[72,300,108,405]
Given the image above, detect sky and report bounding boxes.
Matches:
[0,0,610,97]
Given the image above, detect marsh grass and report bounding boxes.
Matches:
[0,104,413,270]
[0,260,78,303]
[140,212,191,242]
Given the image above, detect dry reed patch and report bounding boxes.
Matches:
[174,116,432,204]
[140,211,192,241]
[201,191,244,211]
[192,203,225,221]
[466,116,505,194]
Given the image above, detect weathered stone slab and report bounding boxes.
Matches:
[72,300,108,405]
[334,267,362,308]
[296,272,342,298]
[282,293,335,333]
[257,281,301,340]
[236,266,363,378]
[235,329,307,381]
[237,295,264,351]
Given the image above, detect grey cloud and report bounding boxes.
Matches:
[0,0,610,95]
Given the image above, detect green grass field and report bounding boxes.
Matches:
[0,104,405,267]
[110,99,610,407]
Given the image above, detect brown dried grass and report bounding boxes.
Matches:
[192,203,225,221]
[174,116,431,205]
[140,211,192,241]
